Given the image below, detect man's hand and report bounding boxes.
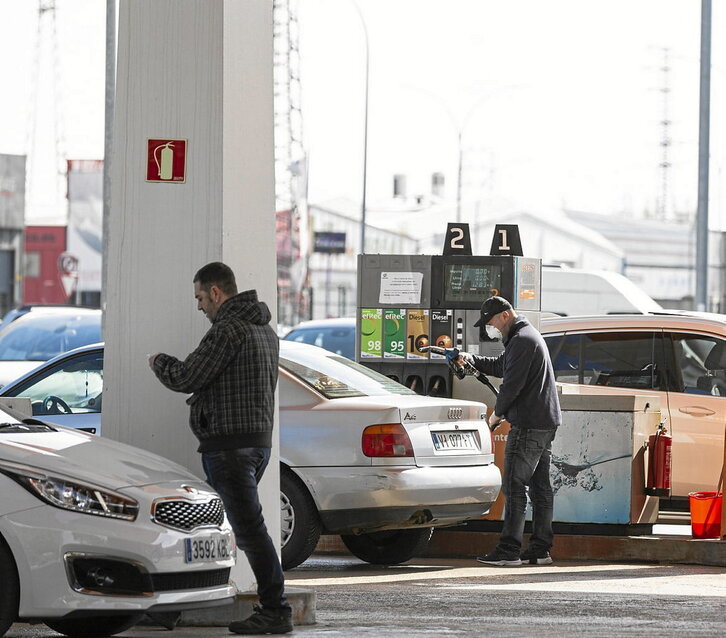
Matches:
[147,353,160,369]
[488,413,502,432]
[455,352,474,368]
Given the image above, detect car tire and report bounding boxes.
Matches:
[280,469,322,570]
[0,537,19,637]
[44,613,144,637]
[340,528,434,565]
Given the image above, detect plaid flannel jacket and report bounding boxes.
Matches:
[153,290,279,452]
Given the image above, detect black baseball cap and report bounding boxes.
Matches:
[473,296,513,327]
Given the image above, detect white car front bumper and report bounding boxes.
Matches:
[1,505,235,619]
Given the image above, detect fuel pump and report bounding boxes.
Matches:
[355,223,542,401]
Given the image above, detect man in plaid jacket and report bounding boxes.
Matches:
[149,261,292,635]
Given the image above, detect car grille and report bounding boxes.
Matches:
[151,568,231,592]
[153,498,225,532]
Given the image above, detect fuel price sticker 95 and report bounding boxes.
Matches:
[184,531,234,563]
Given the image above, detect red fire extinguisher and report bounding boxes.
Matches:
[646,421,672,496]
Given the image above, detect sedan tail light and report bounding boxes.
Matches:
[362,423,414,458]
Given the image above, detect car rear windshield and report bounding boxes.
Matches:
[280,354,416,399]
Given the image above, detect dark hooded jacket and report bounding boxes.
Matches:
[471,316,560,430]
[153,289,279,452]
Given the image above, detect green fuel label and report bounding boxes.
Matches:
[383,309,406,358]
[360,308,383,358]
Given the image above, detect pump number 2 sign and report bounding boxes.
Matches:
[147,139,187,183]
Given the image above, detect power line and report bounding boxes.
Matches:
[26,0,67,221]
[657,47,672,221]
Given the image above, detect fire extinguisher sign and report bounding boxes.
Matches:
[146,139,187,183]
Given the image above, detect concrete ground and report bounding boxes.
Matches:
[7,552,726,637]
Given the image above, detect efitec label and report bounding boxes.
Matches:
[360,308,383,358]
[383,308,406,359]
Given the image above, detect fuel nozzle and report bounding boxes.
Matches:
[419,345,468,379]
[419,345,499,396]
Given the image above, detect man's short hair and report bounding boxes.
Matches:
[193,262,238,296]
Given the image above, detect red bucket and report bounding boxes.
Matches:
[689,491,723,539]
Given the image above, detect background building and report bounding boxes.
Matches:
[23,225,66,304]
[301,201,418,323]
[0,154,26,316]
[567,209,726,311]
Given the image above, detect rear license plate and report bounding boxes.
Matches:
[184,534,232,563]
[431,431,479,451]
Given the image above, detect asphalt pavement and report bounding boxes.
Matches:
[7,554,726,637]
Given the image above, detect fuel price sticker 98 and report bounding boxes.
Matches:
[184,532,234,563]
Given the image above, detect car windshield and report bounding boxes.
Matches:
[0,315,101,361]
[280,352,415,399]
[6,351,104,415]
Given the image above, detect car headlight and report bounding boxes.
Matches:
[5,470,139,521]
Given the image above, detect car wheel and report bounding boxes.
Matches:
[340,528,434,565]
[280,469,321,570]
[0,537,19,637]
[44,613,144,637]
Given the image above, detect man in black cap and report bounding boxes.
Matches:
[457,295,561,566]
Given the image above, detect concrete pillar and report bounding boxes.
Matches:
[105,0,277,592]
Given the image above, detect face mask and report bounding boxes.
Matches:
[485,324,502,340]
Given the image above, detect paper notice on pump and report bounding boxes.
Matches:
[379,272,423,305]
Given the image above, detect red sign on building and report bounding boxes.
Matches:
[146,139,187,183]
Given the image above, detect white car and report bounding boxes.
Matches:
[0,408,235,638]
[0,340,502,570]
[278,341,501,568]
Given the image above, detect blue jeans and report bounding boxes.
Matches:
[202,448,290,615]
[498,426,557,555]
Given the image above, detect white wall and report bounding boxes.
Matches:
[105,0,277,591]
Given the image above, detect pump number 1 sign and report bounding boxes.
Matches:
[147,139,187,183]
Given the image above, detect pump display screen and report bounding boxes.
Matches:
[444,263,502,303]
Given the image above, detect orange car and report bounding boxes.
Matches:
[541,312,726,503]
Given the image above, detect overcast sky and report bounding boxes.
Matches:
[299,0,726,228]
[0,1,724,228]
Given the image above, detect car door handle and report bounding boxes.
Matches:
[678,406,716,416]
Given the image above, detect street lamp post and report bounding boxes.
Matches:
[406,87,509,225]
[350,1,369,255]
[695,0,712,311]
[456,130,463,223]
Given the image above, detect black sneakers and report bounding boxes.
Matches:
[520,547,553,565]
[229,605,293,635]
[476,550,522,566]
[477,547,554,566]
